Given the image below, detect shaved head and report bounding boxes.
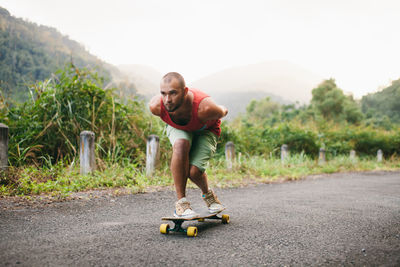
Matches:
[162,72,186,90]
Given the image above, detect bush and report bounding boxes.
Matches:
[218,120,320,158]
[353,128,399,157]
[218,118,400,159]
[278,124,319,157]
[3,64,164,167]
[321,127,355,156]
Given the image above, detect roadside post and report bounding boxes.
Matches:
[377,149,383,162]
[80,131,96,175]
[225,142,235,171]
[146,135,160,176]
[350,150,356,161]
[319,148,326,164]
[281,144,289,163]
[0,123,8,172]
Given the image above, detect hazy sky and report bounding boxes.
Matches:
[1,0,399,98]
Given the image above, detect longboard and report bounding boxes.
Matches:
[160,209,230,237]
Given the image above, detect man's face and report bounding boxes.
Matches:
[160,79,186,112]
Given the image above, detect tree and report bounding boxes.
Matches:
[311,79,363,124]
[311,79,346,120]
[361,78,400,125]
[246,97,280,121]
[343,95,363,124]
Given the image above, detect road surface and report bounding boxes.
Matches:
[1,171,399,266]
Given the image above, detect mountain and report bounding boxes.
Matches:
[361,78,400,123]
[0,6,323,120]
[208,90,290,120]
[116,61,322,119]
[117,64,162,98]
[190,60,323,119]
[0,6,124,101]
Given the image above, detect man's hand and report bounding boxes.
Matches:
[219,105,228,117]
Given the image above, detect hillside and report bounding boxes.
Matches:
[361,78,400,123]
[0,6,123,101]
[190,60,323,118]
[0,6,324,120]
[209,90,290,120]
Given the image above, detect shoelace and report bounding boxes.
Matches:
[178,201,191,212]
[204,193,217,206]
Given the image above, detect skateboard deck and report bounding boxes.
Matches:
[160,209,230,237]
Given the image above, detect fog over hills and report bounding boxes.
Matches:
[191,60,322,103]
[3,0,321,119]
[117,64,162,97]
[117,61,323,119]
[189,60,323,119]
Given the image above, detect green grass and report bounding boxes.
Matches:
[206,154,400,186]
[1,155,399,198]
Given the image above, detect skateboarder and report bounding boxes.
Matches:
[149,72,228,218]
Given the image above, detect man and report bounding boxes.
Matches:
[149,72,228,218]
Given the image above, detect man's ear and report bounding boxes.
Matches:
[184,87,189,95]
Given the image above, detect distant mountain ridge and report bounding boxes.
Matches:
[209,90,291,120]
[117,61,324,119]
[1,6,324,120]
[191,60,322,103]
[189,60,323,119]
[0,6,164,103]
[0,6,124,101]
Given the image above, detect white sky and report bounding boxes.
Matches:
[1,0,399,98]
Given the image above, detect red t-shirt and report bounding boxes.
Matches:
[160,88,221,136]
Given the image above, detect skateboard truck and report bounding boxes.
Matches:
[160,213,230,237]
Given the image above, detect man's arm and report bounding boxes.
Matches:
[198,97,228,122]
[148,95,161,117]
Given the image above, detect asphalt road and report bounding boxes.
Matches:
[1,171,399,266]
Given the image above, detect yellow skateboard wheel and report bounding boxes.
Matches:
[160,223,170,234]
[198,218,205,222]
[221,214,230,224]
[187,226,198,237]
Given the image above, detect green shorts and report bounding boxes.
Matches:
[165,124,218,172]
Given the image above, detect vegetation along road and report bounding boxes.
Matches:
[0,171,399,266]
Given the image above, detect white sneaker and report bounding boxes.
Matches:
[174,198,199,219]
[202,189,225,213]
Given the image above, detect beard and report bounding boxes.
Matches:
[165,95,185,112]
[165,105,178,112]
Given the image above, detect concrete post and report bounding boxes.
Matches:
[281,144,289,163]
[80,131,96,175]
[350,150,356,161]
[319,148,326,164]
[0,123,8,171]
[377,149,383,162]
[225,142,235,171]
[146,135,160,176]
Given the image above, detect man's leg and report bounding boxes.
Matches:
[189,164,224,213]
[187,130,217,189]
[189,165,209,194]
[166,126,200,218]
[166,125,193,200]
[188,130,224,212]
[171,139,190,199]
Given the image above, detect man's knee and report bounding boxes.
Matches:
[189,165,203,178]
[172,139,190,156]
